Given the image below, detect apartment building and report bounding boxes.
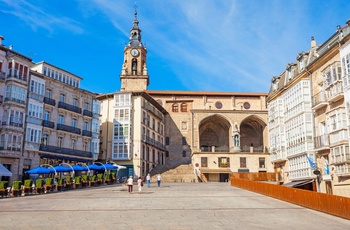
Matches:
[267,19,350,197]
[0,36,100,184]
[0,36,32,184]
[31,62,100,166]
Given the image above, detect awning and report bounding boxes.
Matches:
[0,163,12,177]
[200,168,231,173]
[282,179,313,188]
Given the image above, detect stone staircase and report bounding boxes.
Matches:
[150,164,198,183]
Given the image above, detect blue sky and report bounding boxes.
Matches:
[0,0,349,94]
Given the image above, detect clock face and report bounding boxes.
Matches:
[131,49,139,57]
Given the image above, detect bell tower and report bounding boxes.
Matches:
[120,6,149,92]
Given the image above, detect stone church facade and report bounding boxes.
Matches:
[98,9,273,182]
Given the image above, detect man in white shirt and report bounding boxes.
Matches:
[157,174,162,187]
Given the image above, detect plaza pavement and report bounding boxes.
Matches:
[0,182,349,230]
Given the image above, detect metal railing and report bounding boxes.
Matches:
[43,97,56,106]
[39,144,93,158]
[57,124,81,134]
[58,101,82,114]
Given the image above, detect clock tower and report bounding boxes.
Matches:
[120,8,149,92]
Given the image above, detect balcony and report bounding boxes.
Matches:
[314,134,329,151]
[142,135,166,150]
[58,101,82,114]
[26,116,42,126]
[57,124,81,134]
[83,109,93,117]
[82,130,92,137]
[42,120,55,129]
[2,121,23,128]
[0,95,3,104]
[39,144,93,158]
[6,74,27,83]
[270,151,288,163]
[4,97,25,105]
[43,97,56,106]
[312,91,328,110]
[28,92,44,102]
[326,81,344,103]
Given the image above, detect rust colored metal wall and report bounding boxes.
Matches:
[230,177,350,220]
[231,172,276,181]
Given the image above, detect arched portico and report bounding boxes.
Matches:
[239,115,267,152]
[198,115,231,152]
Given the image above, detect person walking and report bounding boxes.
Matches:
[157,174,162,187]
[137,177,143,193]
[146,173,151,187]
[127,176,133,193]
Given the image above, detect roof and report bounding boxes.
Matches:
[146,90,268,97]
[32,61,83,80]
[0,163,12,177]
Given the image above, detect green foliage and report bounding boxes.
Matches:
[75,176,81,184]
[91,175,97,181]
[66,176,71,184]
[97,173,103,181]
[81,175,88,182]
[111,172,116,179]
[36,179,44,188]
[104,174,110,180]
[57,178,64,186]
[12,181,22,190]
[0,181,8,189]
[24,179,32,188]
[46,178,53,185]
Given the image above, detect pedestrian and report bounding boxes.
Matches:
[146,173,151,187]
[137,177,143,193]
[157,174,162,187]
[127,176,133,193]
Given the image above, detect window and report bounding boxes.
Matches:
[59,94,65,102]
[73,98,78,107]
[72,119,77,128]
[113,123,129,139]
[240,157,246,168]
[25,127,42,143]
[165,151,169,157]
[44,111,50,121]
[58,115,64,124]
[182,151,186,157]
[182,137,187,145]
[84,102,89,110]
[30,80,45,95]
[28,103,43,119]
[71,139,76,150]
[181,103,187,112]
[57,137,63,148]
[201,157,208,167]
[83,121,89,130]
[165,137,169,145]
[172,103,179,112]
[45,89,52,98]
[259,158,265,168]
[41,134,48,145]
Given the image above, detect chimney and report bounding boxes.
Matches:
[0,35,3,46]
[347,18,350,26]
[311,36,316,48]
[9,45,13,50]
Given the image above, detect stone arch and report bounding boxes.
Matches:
[239,115,267,152]
[198,114,231,152]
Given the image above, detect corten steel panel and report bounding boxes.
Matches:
[230,177,350,220]
[231,172,276,181]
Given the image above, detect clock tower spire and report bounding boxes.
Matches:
[120,5,149,92]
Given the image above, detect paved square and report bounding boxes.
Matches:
[0,182,349,229]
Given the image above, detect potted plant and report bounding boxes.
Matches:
[104,174,111,185]
[0,181,9,198]
[36,179,44,194]
[65,176,72,190]
[111,172,116,184]
[57,178,64,191]
[12,180,22,197]
[74,176,81,189]
[90,175,97,186]
[97,173,103,186]
[23,179,32,195]
[45,178,53,192]
[81,175,88,188]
